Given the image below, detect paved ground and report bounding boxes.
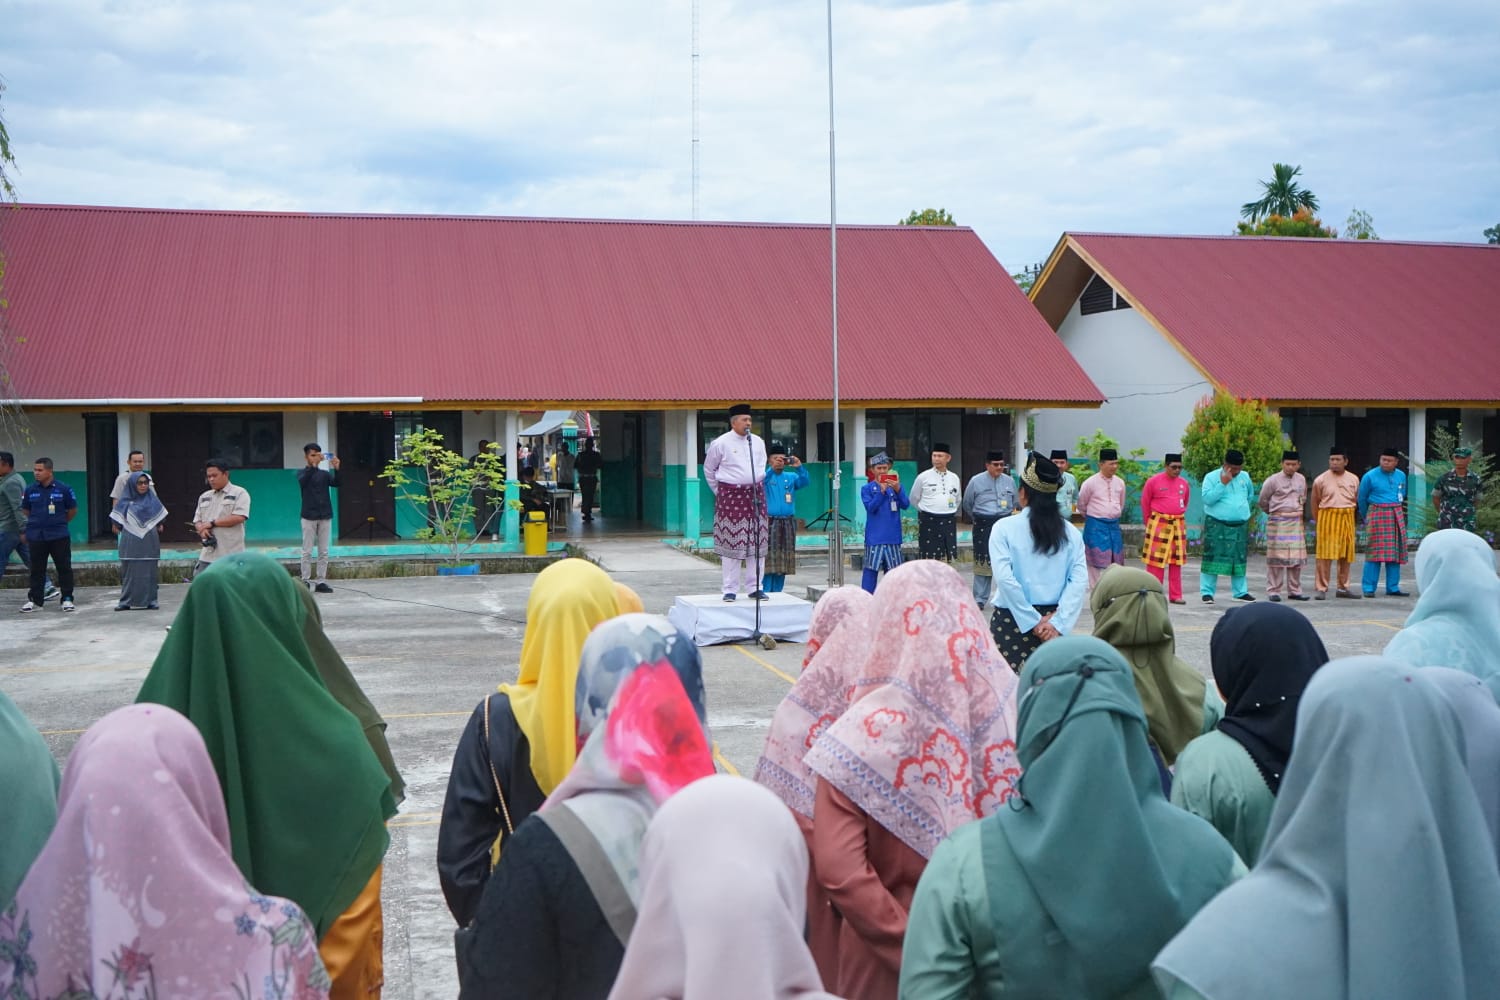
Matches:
[3,541,1418,999]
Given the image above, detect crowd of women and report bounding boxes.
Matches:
[2,519,1498,998]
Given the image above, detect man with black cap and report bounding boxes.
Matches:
[859,450,909,592]
[1050,449,1077,519]
[1258,450,1309,601]
[961,450,1017,605]
[910,443,962,562]
[703,404,769,601]
[1311,445,1361,599]
[1141,454,1191,602]
[575,437,602,522]
[761,444,808,593]
[1077,447,1126,587]
[1433,445,1483,533]
[1356,447,1409,596]
[1199,449,1256,604]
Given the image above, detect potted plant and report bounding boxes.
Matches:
[381,429,505,574]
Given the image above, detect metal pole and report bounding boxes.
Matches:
[826,0,844,587]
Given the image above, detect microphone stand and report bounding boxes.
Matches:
[746,432,773,649]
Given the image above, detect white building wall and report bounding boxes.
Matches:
[281,412,321,468]
[1034,299,1211,460]
[5,411,89,470]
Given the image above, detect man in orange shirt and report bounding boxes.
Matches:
[1311,445,1361,599]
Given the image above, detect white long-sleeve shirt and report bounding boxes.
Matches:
[702,430,767,493]
[989,508,1088,635]
[909,468,962,515]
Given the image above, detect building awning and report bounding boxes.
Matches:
[518,410,573,436]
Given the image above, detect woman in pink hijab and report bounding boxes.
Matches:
[0,703,328,999]
[804,560,1021,1000]
[608,775,840,1000]
[754,585,874,990]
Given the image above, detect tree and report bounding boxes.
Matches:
[1343,207,1379,240]
[1485,223,1500,245]
[1240,163,1320,223]
[1235,207,1336,238]
[900,208,955,226]
[381,430,507,567]
[1180,392,1289,485]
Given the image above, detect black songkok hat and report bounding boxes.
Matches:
[1224,449,1245,465]
[986,450,1006,462]
[931,442,951,455]
[1021,452,1062,493]
[1329,444,1345,456]
[1165,453,1183,464]
[1050,449,1068,461]
[1282,450,1299,461]
[1381,447,1401,458]
[1098,448,1118,461]
[728,403,752,418]
[768,443,786,456]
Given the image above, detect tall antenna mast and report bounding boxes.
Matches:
[691,0,700,220]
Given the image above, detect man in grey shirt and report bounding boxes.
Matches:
[0,451,55,604]
[961,450,1018,606]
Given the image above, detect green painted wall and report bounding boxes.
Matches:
[55,472,88,545]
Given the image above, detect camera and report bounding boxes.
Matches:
[202,532,218,549]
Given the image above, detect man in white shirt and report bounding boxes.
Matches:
[702,403,769,602]
[110,450,147,501]
[910,443,962,562]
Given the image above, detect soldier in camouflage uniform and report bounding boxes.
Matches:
[1432,446,1483,533]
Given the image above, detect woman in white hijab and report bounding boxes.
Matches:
[608,775,840,999]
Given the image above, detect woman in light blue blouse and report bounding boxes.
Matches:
[988,452,1088,671]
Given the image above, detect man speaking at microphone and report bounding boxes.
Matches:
[704,403,770,602]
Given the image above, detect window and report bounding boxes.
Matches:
[209,414,284,469]
[1079,274,1132,315]
[698,410,807,463]
[866,410,933,463]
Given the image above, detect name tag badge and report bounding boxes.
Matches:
[48,502,56,515]
[890,499,898,512]
[784,492,793,505]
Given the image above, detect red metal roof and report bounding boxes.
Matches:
[1035,233,1500,405]
[0,204,1102,408]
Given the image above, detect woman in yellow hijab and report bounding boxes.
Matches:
[438,558,619,925]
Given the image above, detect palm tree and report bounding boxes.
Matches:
[1240,163,1320,223]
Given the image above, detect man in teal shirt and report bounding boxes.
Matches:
[1200,449,1256,604]
[1356,447,1409,596]
[760,444,808,593]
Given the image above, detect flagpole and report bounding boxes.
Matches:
[826,0,845,588]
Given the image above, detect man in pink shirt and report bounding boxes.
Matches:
[1077,447,1127,587]
[703,403,769,601]
[1258,449,1310,602]
[1140,453,1191,603]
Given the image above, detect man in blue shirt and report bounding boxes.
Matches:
[1199,449,1256,604]
[761,444,809,594]
[860,451,909,593]
[1356,447,1409,597]
[19,457,77,613]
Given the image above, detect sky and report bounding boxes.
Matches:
[2,0,1496,271]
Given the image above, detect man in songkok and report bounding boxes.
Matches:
[910,443,962,562]
[1258,450,1309,602]
[703,404,769,602]
[1140,454,1190,604]
[1357,447,1409,597]
[1077,447,1126,587]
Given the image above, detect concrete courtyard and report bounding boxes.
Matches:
[3,539,1420,999]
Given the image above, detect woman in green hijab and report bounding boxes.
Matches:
[901,636,1242,999]
[1091,565,1222,767]
[0,689,59,913]
[136,552,398,996]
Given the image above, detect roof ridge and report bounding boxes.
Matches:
[1067,231,1494,250]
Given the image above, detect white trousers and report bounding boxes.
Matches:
[301,518,333,582]
[721,557,760,595]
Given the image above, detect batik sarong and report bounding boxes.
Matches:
[1314,507,1356,562]
[917,511,958,562]
[1083,516,1125,571]
[971,513,1000,579]
[765,516,797,576]
[1142,512,1186,569]
[1264,514,1307,568]
[989,603,1059,673]
[1365,502,1408,564]
[1200,516,1249,578]
[864,543,903,573]
[713,483,768,560]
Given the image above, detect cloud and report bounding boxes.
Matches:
[2,0,1496,267]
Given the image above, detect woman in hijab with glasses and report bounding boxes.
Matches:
[109,470,167,610]
[988,452,1088,671]
[901,636,1242,999]
[1170,602,1328,865]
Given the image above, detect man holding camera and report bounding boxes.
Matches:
[761,444,808,593]
[192,458,251,579]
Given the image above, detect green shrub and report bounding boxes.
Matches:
[1180,392,1289,484]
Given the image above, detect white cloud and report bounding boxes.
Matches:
[2,0,1496,267]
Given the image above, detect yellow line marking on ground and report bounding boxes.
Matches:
[385,710,472,720]
[732,644,797,685]
[388,819,440,828]
[713,741,741,776]
[41,728,86,736]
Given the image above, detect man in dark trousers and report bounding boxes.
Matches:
[575,436,603,522]
[297,443,340,593]
[20,457,77,613]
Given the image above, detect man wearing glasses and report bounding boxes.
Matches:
[1140,453,1191,604]
[961,450,1016,606]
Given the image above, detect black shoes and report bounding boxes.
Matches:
[723,593,736,602]
[315,583,334,594]
[749,590,769,601]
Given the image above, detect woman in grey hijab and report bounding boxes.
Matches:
[1153,656,1500,1000]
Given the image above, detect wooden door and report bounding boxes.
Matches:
[960,413,1013,487]
[336,412,398,540]
[83,413,117,540]
[149,413,213,544]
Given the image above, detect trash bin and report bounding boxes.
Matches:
[523,510,549,556]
